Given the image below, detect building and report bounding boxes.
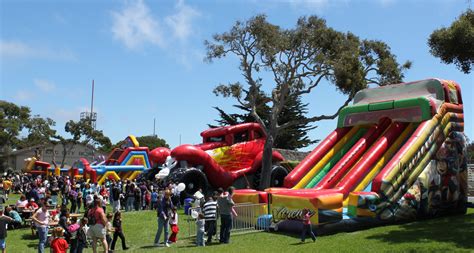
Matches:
[5,143,106,172]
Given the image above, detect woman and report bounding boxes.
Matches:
[111,211,129,250]
[154,190,173,247]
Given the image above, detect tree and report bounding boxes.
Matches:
[210,94,318,150]
[428,9,474,74]
[205,15,411,190]
[54,119,112,167]
[16,115,58,150]
[0,101,31,169]
[136,135,169,149]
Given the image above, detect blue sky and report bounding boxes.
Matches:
[1,0,472,151]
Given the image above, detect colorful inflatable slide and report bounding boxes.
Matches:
[234,79,467,230]
[71,135,169,184]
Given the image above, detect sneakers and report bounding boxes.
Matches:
[165,243,170,247]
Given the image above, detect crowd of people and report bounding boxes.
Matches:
[0,172,241,252]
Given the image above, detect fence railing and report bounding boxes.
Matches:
[186,203,268,238]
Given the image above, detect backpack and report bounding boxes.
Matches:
[87,208,97,226]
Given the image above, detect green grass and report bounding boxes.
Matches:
[7,193,474,252]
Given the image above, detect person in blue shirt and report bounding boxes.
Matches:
[151,190,158,210]
[154,190,173,247]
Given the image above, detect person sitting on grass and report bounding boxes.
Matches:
[195,212,206,247]
[51,227,69,253]
[300,208,316,243]
[168,207,179,244]
[111,211,129,251]
[0,207,14,253]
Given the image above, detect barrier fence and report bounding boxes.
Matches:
[186,203,268,239]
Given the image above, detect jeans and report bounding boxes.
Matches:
[126,196,135,211]
[70,199,77,213]
[300,224,316,242]
[196,230,205,246]
[112,199,121,213]
[77,241,86,253]
[70,238,78,253]
[111,231,127,250]
[205,220,216,243]
[219,214,232,243]
[37,226,48,253]
[154,217,169,244]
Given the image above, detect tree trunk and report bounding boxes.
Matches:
[258,134,274,190]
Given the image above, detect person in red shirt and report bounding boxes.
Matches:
[25,199,39,210]
[300,208,316,243]
[51,227,69,253]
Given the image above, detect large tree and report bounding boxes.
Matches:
[205,15,411,190]
[54,119,112,167]
[210,93,317,150]
[428,9,474,74]
[16,115,58,150]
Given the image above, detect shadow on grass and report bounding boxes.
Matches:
[21,233,37,240]
[366,213,474,250]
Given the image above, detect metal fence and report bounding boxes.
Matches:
[186,203,268,238]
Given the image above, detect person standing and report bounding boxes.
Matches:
[300,208,316,243]
[195,213,205,247]
[217,187,235,244]
[202,195,218,244]
[168,207,179,244]
[51,227,69,253]
[154,190,173,247]
[111,211,129,251]
[0,208,14,253]
[87,198,108,253]
[111,183,121,213]
[31,203,50,253]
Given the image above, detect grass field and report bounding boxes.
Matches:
[7,193,474,252]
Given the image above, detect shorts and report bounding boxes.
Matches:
[0,238,5,249]
[88,224,106,239]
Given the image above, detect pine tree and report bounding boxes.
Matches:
[210,93,317,150]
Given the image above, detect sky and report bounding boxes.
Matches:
[1,0,473,151]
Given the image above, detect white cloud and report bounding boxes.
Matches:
[165,0,201,41]
[111,0,164,50]
[0,40,76,61]
[14,90,33,101]
[34,79,56,92]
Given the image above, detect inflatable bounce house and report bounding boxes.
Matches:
[23,157,53,176]
[71,135,169,184]
[150,123,288,195]
[233,79,467,233]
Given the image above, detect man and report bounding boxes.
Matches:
[217,187,235,244]
[0,207,14,253]
[154,190,173,247]
[87,197,108,253]
[202,194,218,244]
[31,203,50,253]
[111,182,121,213]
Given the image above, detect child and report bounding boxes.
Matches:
[51,227,69,253]
[195,213,205,247]
[68,217,80,253]
[168,207,179,243]
[300,208,316,243]
[76,217,89,253]
[111,211,129,251]
[105,213,114,252]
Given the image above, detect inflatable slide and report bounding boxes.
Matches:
[235,79,467,229]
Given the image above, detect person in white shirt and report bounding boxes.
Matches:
[31,204,50,253]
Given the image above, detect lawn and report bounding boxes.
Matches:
[7,193,474,252]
